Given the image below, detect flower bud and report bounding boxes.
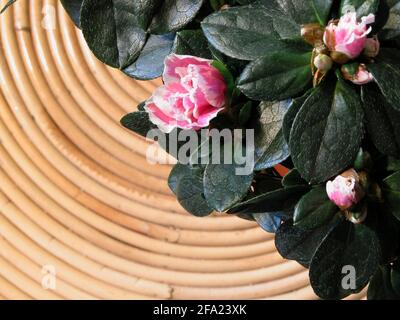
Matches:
[301,23,325,46]
[314,54,333,73]
[341,63,374,85]
[363,36,380,58]
[326,169,365,210]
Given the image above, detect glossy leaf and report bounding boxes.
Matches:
[289,75,364,183]
[253,212,285,233]
[203,160,254,212]
[238,51,312,101]
[275,217,340,267]
[369,48,400,111]
[229,185,309,214]
[176,166,214,216]
[120,111,156,137]
[81,0,158,68]
[172,29,212,59]
[201,4,309,60]
[0,0,16,13]
[282,91,311,143]
[255,0,331,25]
[362,84,400,158]
[380,0,400,40]
[340,0,380,18]
[293,185,338,230]
[281,169,308,187]
[310,221,381,299]
[150,0,204,34]
[254,101,291,171]
[383,170,400,220]
[123,33,175,80]
[61,0,83,28]
[168,163,192,195]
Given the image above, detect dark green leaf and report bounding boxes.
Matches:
[123,33,175,80]
[172,29,212,59]
[387,157,400,172]
[369,48,400,111]
[176,166,214,216]
[383,170,400,220]
[255,130,289,171]
[293,185,338,230]
[253,212,285,233]
[229,185,309,214]
[283,91,311,143]
[254,101,291,171]
[203,154,254,212]
[311,0,334,25]
[391,261,400,296]
[236,0,257,4]
[61,0,83,28]
[201,5,310,60]
[212,60,235,99]
[275,217,340,268]
[120,111,156,137]
[361,84,400,158]
[81,0,159,68]
[150,0,204,34]
[281,168,308,187]
[310,221,381,299]
[137,101,146,111]
[238,51,312,101]
[289,75,364,183]
[168,163,192,195]
[239,102,253,126]
[368,265,400,299]
[380,0,400,40]
[255,0,330,25]
[340,0,380,18]
[0,0,16,14]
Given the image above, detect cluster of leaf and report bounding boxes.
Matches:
[4,0,400,300]
[120,0,400,300]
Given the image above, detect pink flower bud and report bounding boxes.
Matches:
[326,169,365,210]
[341,63,374,85]
[314,54,333,72]
[145,54,227,133]
[363,36,380,58]
[323,12,375,60]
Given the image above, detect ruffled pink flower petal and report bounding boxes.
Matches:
[145,54,227,133]
[323,12,375,59]
[163,54,212,85]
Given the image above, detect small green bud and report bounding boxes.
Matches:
[314,54,333,73]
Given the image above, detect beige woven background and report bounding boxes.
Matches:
[0,0,366,300]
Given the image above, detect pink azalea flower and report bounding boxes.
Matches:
[144,54,227,133]
[324,12,375,60]
[326,169,365,210]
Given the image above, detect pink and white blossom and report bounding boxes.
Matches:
[326,169,365,210]
[144,54,226,133]
[324,12,375,60]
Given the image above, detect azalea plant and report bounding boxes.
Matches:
[3,0,400,300]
